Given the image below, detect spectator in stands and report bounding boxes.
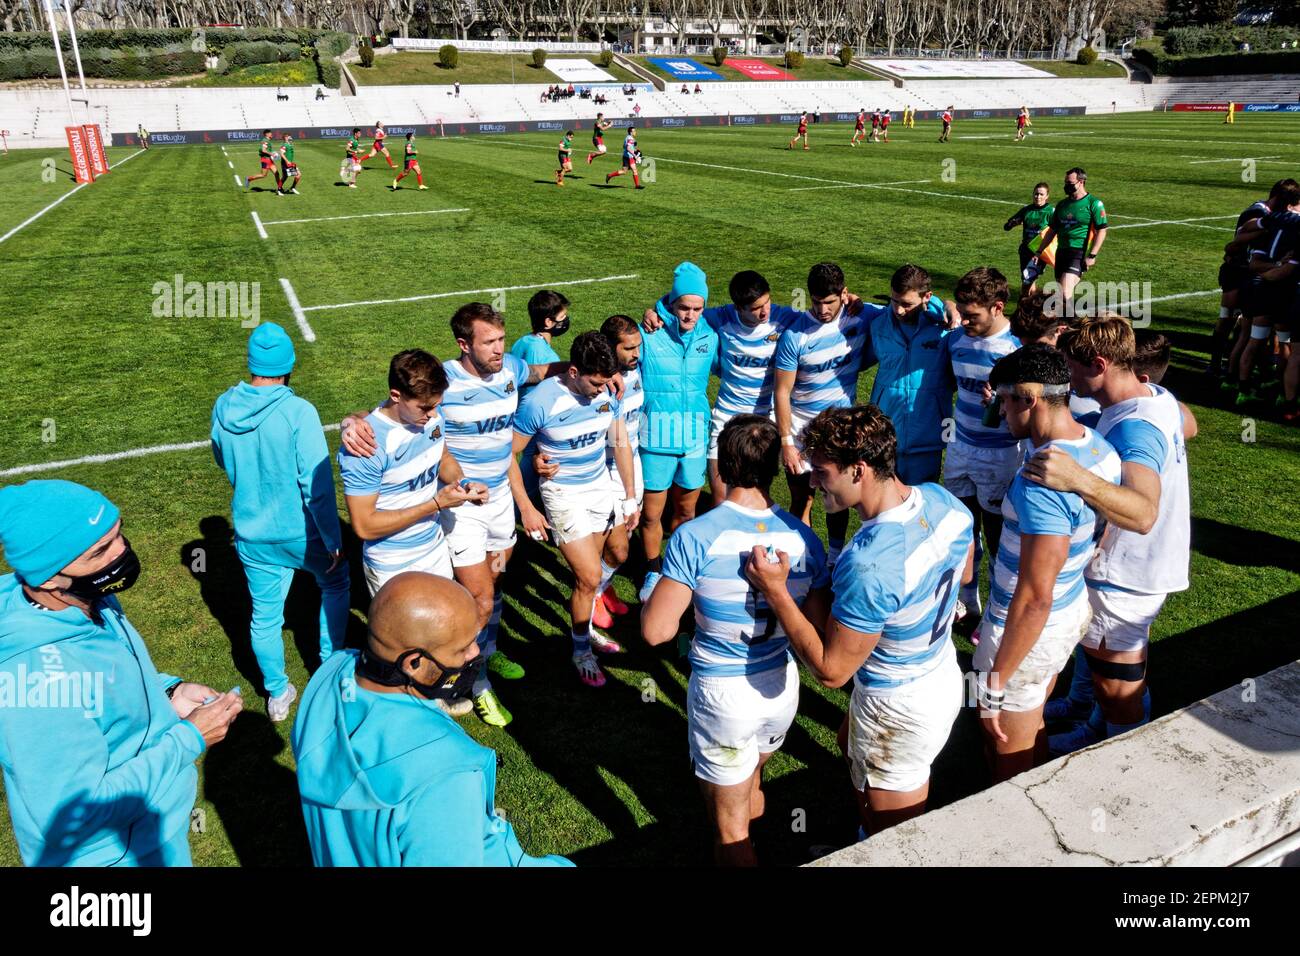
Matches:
[634,102,642,117]
[454,81,461,97]
[682,84,690,94]
[316,87,326,101]
[694,83,702,94]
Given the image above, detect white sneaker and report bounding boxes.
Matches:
[290,188,299,194]
[588,630,624,655]
[268,684,297,722]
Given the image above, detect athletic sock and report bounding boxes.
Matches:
[571,627,590,655]
[483,592,502,658]
[599,559,619,594]
[959,585,981,616]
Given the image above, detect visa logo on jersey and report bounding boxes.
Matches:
[475,414,512,434]
[806,355,848,374]
[568,432,600,449]
[407,464,440,492]
[733,354,771,369]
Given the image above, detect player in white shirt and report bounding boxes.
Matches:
[774,262,867,566]
[974,344,1121,782]
[337,351,488,713]
[512,332,640,688]
[1023,317,1190,755]
[747,405,974,836]
[643,415,828,865]
[943,267,1022,626]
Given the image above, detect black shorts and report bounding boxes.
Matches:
[1218,261,1249,293]
[1054,246,1089,279]
[1245,278,1297,320]
[1018,243,1035,276]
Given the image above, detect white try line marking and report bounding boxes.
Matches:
[0,149,145,246]
[227,160,234,169]
[1131,288,1220,307]
[0,424,340,479]
[233,173,241,188]
[302,273,640,313]
[221,147,228,155]
[251,211,268,239]
[1187,155,1282,165]
[786,178,933,193]
[1110,215,1237,231]
[280,277,316,342]
[259,207,470,227]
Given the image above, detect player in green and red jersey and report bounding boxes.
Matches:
[391,132,427,190]
[556,130,574,186]
[1029,166,1109,310]
[339,127,362,188]
[359,121,396,169]
[245,129,280,191]
[278,134,300,195]
[586,113,614,165]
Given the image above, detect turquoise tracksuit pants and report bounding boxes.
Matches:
[236,536,350,696]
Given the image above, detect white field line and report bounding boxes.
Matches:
[227,160,234,169]
[956,131,1093,140]
[0,424,340,478]
[301,273,640,313]
[279,277,316,342]
[0,148,146,245]
[1131,289,1220,307]
[233,173,241,187]
[1187,155,1281,165]
[985,144,1077,153]
[251,211,268,239]
[786,178,933,193]
[259,207,469,227]
[1110,215,1237,231]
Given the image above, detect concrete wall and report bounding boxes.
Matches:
[813,660,1300,867]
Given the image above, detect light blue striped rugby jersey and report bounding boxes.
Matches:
[509,333,559,402]
[661,500,829,678]
[773,305,871,416]
[703,302,804,417]
[440,354,530,495]
[831,484,975,695]
[338,407,449,573]
[988,427,1122,627]
[605,365,644,464]
[513,376,623,488]
[945,324,1022,449]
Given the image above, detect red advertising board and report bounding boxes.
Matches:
[728,58,794,81]
[82,124,108,175]
[65,126,95,183]
[1172,103,1228,112]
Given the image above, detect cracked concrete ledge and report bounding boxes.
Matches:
[810,660,1300,867]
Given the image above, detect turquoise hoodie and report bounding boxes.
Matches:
[291,651,573,867]
[0,575,204,866]
[640,298,720,455]
[862,300,956,456]
[211,382,342,551]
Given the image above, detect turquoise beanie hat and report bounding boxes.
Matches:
[248,322,296,377]
[0,480,120,585]
[669,261,709,306]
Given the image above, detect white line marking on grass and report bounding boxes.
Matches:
[1129,289,1220,308]
[956,131,1093,140]
[1110,215,1237,231]
[109,148,146,170]
[302,273,639,313]
[985,144,1077,153]
[233,173,241,187]
[251,211,268,239]
[279,277,316,342]
[227,160,234,169]
[259,208,469,227]
[0,150,146,246]
[0,183,87,245]
[1187,155,1281,165]
[786,178,933,193]
[221,147,227,155]
[0,424,340,478]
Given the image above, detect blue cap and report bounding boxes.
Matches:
[248,322,296,377]
[0,480,120,586]
[669,261,708,307]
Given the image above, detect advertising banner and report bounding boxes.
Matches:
[546,59,617,83]
[648,57,722,81]
[82,124,108,175]
[65,126,95,183]
[864,59,1055,79]
[727,58,794,80]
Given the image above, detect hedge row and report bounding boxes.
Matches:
[0,46,207,80]
[0,27,344,54]
[1164,25,1300,56]
[1135,46,1300,76]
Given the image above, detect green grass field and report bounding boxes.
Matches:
[358,50,645,86]
[1,112,1298,866]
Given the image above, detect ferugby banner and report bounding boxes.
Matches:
[65,126,94,183]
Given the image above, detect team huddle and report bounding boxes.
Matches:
[220,201,1184,864]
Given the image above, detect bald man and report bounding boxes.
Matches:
[291,572,572,866]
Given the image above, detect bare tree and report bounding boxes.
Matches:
[556,0,596,41]
[703,0,727,47]
[484,0,535,40]
[880,0,905,55]
[729,0,768,54]
[660,0,694,51]
[907,0,939,54]
[771,0,801,50]
[845,0,878,54]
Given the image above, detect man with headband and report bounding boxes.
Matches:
[291,571,572,866]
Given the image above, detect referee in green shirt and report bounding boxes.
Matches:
[1034,166,1109,311]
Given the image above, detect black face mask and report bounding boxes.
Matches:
[357,645,484,702]
[549,316,570,337]
[58,538,141,605]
